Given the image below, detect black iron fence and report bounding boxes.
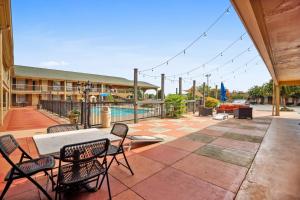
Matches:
[40,100,162,127]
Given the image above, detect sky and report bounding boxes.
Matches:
[11,0,271,94]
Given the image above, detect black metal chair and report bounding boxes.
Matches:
[47,124,79,134]
[0,134,55,200]
[105,123,134,175]
[47,124,80,160]
[55,138,111,200]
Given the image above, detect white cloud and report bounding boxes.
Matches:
[39,60,70,67]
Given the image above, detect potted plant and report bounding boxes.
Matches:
[199,97,219,116]
[68,109,80,124]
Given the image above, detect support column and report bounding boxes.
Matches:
[5,91,8,111]
[272,81,275,116]
[202,82,206,106]
[101,84,104,101]
[133,68,138,123]
[275,84,280,116]
[179,77,182,95]
[8,68,11,109]
[215,85,218,99]
[176,88,178,94]
[192,80,196,114]
[161,74,165,118]
[64,80,67,100]
[0,30,3,125]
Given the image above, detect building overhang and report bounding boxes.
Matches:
[0,0,14,70]
[231,0,300,86]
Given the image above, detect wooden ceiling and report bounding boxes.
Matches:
[0,0,14,69]
[231,0,300,86]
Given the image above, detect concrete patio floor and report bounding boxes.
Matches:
[0,109,299,200]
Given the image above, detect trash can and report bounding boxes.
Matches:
[101,106,111,128]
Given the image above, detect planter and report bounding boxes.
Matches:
[199,106,213,116]
[68,114,79,124]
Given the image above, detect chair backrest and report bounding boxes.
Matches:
[47,124,79,134]
[110,123,129,147]
[0,135,19,157]
[110,123,129,139]
[60,138,109,163]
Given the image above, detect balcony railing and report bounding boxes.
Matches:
[12,84,43,92]
[12,84,134,94]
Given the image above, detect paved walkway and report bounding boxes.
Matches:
[236,112,300,200]
[0,111,276,200]
[0,107,58,132]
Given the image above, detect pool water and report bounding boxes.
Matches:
[92,107,148,117]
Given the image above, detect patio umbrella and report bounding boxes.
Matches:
[220,82,227,102]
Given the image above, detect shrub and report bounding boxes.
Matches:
[165,94,186,118]
[205,97,220,108]
[280,107,294,112]
[107,94,114,102]
[69,109,80,116]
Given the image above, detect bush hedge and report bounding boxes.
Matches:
[205,97,220,108]
[165,94,186,118]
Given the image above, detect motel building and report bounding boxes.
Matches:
[11,65,158,107]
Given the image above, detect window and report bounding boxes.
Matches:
[66,82,73,91]
[52,95,61,101]
[16,94,26,103]
[53,81,61,91]
[16,79,26,89]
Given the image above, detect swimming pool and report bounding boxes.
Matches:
[91,106,148,117]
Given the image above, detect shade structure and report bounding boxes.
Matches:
[100,93,109,97]
[220,82,227,102]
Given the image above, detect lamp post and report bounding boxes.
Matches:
[77,81,92,129]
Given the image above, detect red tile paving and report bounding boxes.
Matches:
[109,154,166,187]
[0,107,58,131]
[0,114,274,200]
[112,189,144,200]
[132,167,235,200]
[140,145,190,165]
[172,154,248,193]
[165,137,206,152]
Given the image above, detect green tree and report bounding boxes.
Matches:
[261,80,273,97]
[248,85,263,103]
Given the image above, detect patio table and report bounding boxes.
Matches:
[33,128,121,156]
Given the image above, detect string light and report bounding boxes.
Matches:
[178,45,254,80]
[165,32,248,78]
[139,5,232,73]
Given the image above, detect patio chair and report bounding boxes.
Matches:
[47,124,80,160]
[55,138,111,200]
[103,123,134,175]
[47,124,79,134]
[0,134,55,200]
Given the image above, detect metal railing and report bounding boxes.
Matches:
[40,100,162,127]
[12,84,43,92]
[12,84,133,95]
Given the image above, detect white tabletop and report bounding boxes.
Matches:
[33,128,121,156]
